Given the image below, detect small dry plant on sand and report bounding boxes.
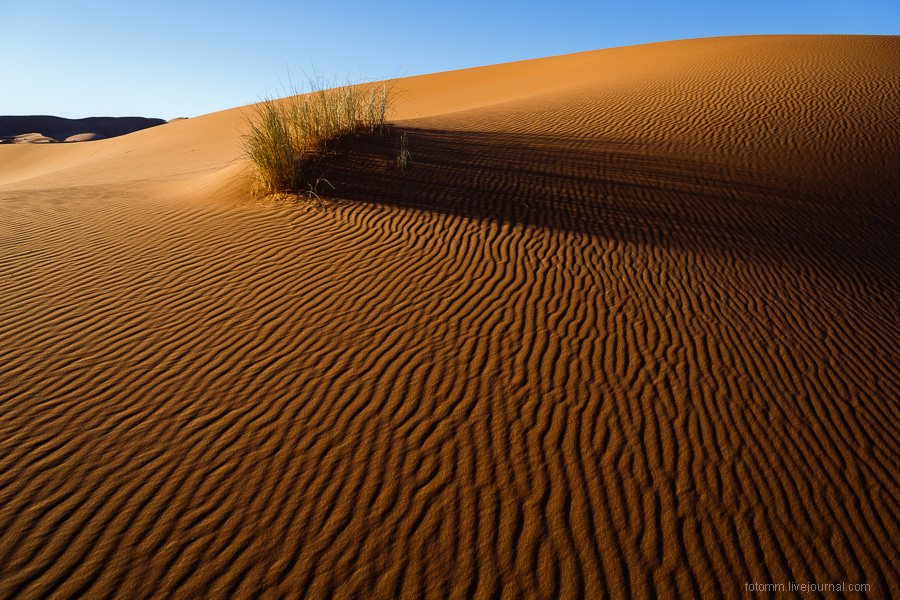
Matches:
[396,131,411,171]
[242,79,392,206]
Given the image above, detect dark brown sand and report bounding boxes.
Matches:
[1,35,899,599]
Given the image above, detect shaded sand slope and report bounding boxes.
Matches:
[0,116,167,144]
[1,35,899,599]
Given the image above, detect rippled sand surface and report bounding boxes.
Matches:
[1,35,899,599]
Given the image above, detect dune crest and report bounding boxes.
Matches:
[1,35,899,599]
[0,115,168,145]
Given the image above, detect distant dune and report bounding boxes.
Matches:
[1,35,898,599]
[0,115,168,144]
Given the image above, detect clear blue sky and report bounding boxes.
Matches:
[2,0,897,120]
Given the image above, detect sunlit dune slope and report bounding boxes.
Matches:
[1,35,899,600]
[2,35,896,198]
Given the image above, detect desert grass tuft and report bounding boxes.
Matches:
[396,131,411,171]
[242,80,393,202]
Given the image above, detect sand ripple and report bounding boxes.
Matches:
[1,35,899,599]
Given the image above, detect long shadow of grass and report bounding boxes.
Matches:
[324,127,900,286]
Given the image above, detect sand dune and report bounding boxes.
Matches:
[1,35,899,599]
[0,116,168,144]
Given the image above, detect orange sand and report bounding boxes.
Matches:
[1,35,899,599]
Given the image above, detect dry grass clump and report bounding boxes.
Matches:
[243,80,392,202]
[396,131,411,171]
